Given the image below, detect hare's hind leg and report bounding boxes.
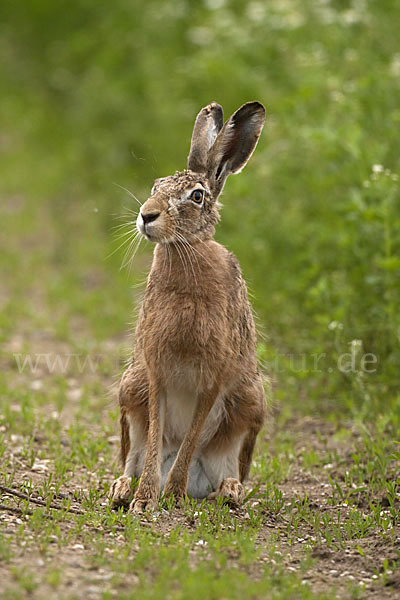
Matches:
[208,425,260,505]
[203,434,246,505]
[239,426,260,483]
[205,375,265,505]
[238,375,265,482]
[110,363,148,508]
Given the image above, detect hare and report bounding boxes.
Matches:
[110,101,266,513]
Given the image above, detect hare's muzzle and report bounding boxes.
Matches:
[137,209,162,240]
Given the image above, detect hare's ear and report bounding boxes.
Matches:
[187,102,224,173]
[207,101,265,196]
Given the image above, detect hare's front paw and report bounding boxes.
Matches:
[129,478,160,514]
[207,477,244,505]
[129,495,158,514]
[110,476,134,508]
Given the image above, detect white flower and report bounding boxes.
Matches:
[351,339,362,349]
[372,164,384,173]
[328,321,343,331]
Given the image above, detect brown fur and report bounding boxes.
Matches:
[239,427,261,482]
[110,101,267,512]
[119,409,130,467]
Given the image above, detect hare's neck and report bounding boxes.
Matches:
[151,241,214,291]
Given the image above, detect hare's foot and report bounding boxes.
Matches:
[207,477,244,505]
[129,494,158,514]
[129,478,160,514]
[130,497,158,514]
[110,476,134,508]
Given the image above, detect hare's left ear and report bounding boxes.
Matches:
[207,101,266,196]
[187,102,224,173]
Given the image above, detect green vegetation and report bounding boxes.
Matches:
[0,0,399,598]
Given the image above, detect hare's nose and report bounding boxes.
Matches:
[141,211,160,225]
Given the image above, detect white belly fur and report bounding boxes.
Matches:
[163,381,228,449]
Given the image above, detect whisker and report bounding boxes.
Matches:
[174,226,214,270]
[174,232,198,285]
[127,237,143,273]
[121,232,142,270]
[122,233,143,272]
[182,236,201,267]
[106,230,138,260]
[111,219,137,233]
[187,238,214,270]
[165,242,172,286]
[173,238,190,281]
[112,226,138,243]
[184,243,198,286]
[122,207,140,218]
[175,232,200,276]
[132,278,147,290]
[173,239,188,279]
[113,182,143,207]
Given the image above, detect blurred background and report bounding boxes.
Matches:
[1,0,399,419]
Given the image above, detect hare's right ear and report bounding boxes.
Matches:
[207,101,265,197]
[187,102,224,173]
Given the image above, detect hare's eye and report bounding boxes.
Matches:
[191,189,204,204]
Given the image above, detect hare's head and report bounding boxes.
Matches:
[137,101,265,244]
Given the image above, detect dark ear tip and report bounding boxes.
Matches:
[200,102,224,131]
[231,101,266,126]
[202,102,223,116]
[247,101,266,118]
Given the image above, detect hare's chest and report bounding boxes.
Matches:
[143,292,225,359]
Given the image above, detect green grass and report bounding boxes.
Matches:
[1,0,400,598]
[1,369,399,597]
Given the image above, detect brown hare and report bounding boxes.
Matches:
[110,101,266,513]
